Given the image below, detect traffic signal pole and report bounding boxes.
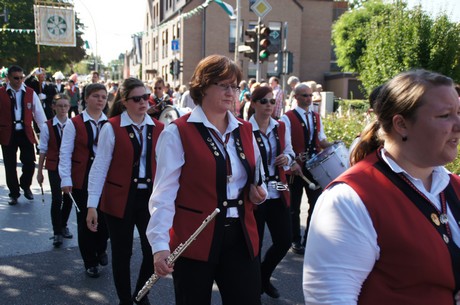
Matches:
[256,17,261,82]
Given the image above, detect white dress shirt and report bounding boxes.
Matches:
[249,116,294,199]
[6,83,46,131]
[281,106,327,143]
[59,110,108,188]
[302,148,460,305]
[146,106,266,254]
[38,117,69,153]
[87,111,155,208]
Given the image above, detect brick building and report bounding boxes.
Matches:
[142,0,337,88]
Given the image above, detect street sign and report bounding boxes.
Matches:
[171,39,179,51]
[250,0,272,19]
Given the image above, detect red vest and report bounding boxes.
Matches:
[71,115,93,190]
[334,152,457,305]
[172,114,259,262]
[284,109,321,170]
[100,116,164,218]
[44,120,60,171]
[0,86,36,145]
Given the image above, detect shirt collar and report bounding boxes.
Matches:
[188,105,242,135]
[295,106,312,115]
[249,116,279,133]
[52,116,69,126]
[120,111,154,127]
[82,110,107,123]
[6,83,26,93]
[380,148,450,194]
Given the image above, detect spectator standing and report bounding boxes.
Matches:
[269,77,285,119]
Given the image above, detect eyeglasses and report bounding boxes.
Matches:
[13,76,24,80]
[127,94,150,103]
[258,98,276,105]
[153,87,162,90]
[214,83,240,93]
[300,94,314,98]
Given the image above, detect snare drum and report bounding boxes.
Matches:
[306,142,349,189]
[158,105,180,125]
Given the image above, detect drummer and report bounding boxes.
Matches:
[147,77,173,119]
[281,82,336,255]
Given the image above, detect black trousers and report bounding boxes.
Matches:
[288,170,322,244]
[173,221,261,305]
[1,130,36,199]
[104,189,153,305]
[48,170,72,235]
[254,198,292,284]
[72,188,108,269]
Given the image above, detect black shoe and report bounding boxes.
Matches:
[53,235,63,247]
[291,242,305,255]
[86,266,100,278]
[62,227,73,239]
[8,197,18,205]
[98,252,108,266]
[263,282,280,299]
[22,188,34,200]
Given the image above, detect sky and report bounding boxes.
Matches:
[73,0,146,65]
[74,0,459,65]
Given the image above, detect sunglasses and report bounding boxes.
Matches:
[258,98,276,105]
[127,94,150,102]
[13,76,24,80]
[153,87,163,90]
[300,94,314,98]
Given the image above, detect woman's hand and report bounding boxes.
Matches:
[61,186,72,194]
[249,184,266,204]
[274,154,289,167]
[86,208,98,232]
[154,250,174,277]
[37,170,44,185]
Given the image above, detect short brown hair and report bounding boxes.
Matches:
[189,55,242,106]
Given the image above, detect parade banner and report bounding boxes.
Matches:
[33,5,76,47]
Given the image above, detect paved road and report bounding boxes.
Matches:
[0,150,307,305]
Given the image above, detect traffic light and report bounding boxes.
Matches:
[274,51,283,75]
[286,51,294,74]
[173,59,180,78]
[243,27,258,63]
[169,61,174,75]
[258,24,271,62]
[179,61,183,73]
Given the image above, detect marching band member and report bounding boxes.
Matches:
[303,69,460,305]
[86,78,164,305]
[146,55,267,305]
[249,85,294,298]
[59,83,109,278]
[37,94,73,247]
[281,83,335,255]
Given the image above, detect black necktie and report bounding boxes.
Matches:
[7,89,17,110]
[90,121,102,146]
[132,124,144,165]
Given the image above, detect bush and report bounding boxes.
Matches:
[323,111,460,174]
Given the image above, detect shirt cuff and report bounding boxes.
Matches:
[60,177,72,188]
[87,195,100,208]
[152,242,170,255]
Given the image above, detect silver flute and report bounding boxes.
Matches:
[135,208,220,301]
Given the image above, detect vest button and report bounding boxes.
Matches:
[90,157,94,160]
[147,178,151,183]
[238,200,243,205]
[223,201,228,207]
[134,178,138,183]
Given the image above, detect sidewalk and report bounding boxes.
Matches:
[0,150,305,305]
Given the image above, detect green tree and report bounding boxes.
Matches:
[333,0,460,94]
[0,0,86,73]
